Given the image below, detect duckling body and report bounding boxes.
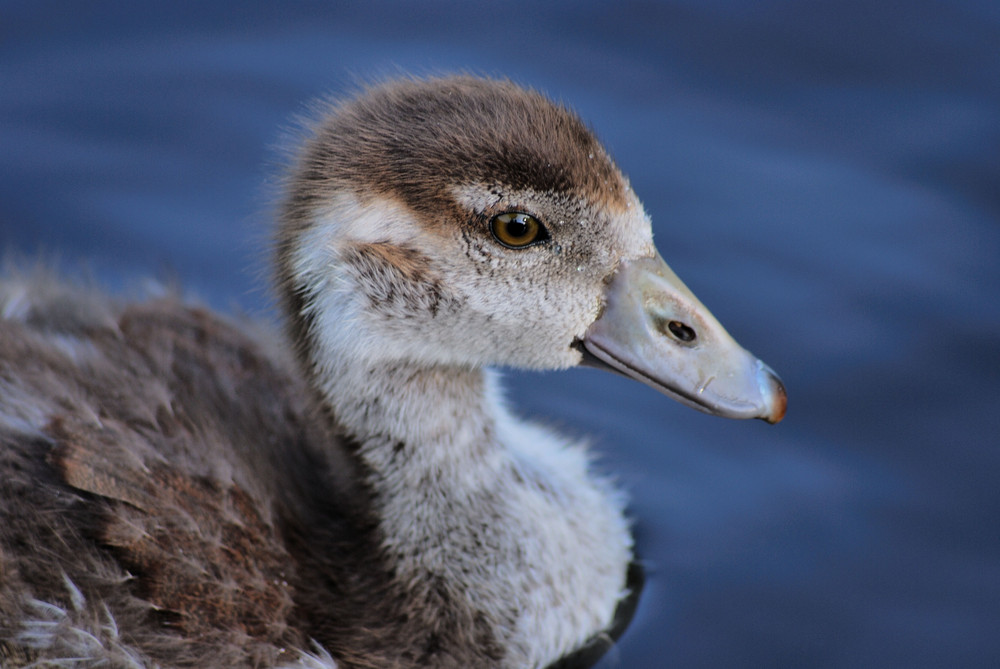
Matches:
[0,76,785,668]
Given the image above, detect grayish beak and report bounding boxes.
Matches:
[580,253,787,424]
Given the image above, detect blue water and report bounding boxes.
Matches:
[2,2,999,666]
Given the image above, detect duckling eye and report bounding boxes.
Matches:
[490,212,548,249]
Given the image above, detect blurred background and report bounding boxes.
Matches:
[2,1,998,666]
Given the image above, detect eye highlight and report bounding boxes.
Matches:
[490,212,548,249]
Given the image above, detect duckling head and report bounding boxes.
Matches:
[278,76,786,424]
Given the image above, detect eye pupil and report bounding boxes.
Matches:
[490,212,547,248]
[506,216,529,237]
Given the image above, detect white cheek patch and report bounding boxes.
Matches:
[289,192,428,297]
[326,194,421,247]
[294,192,423,271]
[287,190,448,370]
[290,218,338,284]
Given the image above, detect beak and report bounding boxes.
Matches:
[579,253,787,424]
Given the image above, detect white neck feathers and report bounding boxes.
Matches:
[281,194,634,667]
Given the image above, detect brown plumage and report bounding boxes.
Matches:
[1,292,300,666]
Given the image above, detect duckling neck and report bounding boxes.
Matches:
[321,360,501,483]
[313,357,633,666]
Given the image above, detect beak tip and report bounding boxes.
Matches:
[759,367,788,425]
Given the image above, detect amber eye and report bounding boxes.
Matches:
[489,212,548,249]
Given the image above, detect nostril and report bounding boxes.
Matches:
[666,320,697,343]
[651,314,698,345]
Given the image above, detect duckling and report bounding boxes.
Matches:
[0,76,786,669]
